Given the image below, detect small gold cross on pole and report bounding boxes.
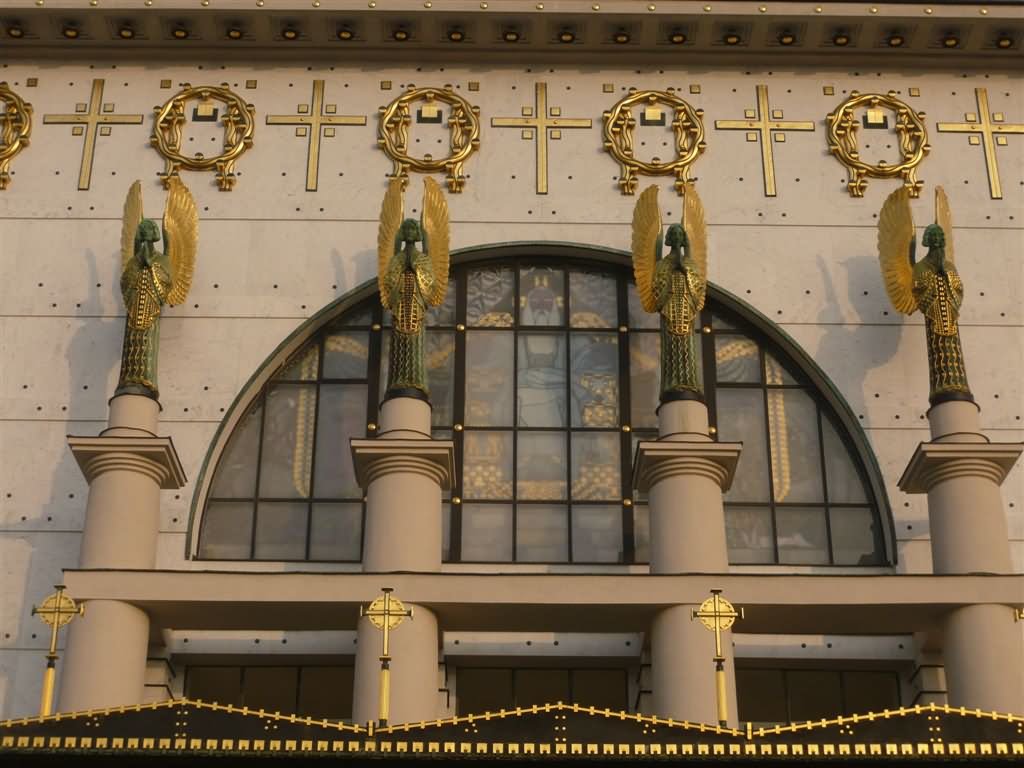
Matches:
[714,84,815,197]
[42,79,144,190]
[692,589,743,727]
[31,585,84,717]
[491,82,592,194]
[266,79,366,191]
[360,587,413,726]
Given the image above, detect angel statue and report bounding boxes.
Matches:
[631,182,708,402]
[377,176,450,401]
[116,177,198,400]
[878,186,972,405]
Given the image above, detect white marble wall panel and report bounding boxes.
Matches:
[0,532,81,647]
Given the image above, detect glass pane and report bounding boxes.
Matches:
[254,502,308,560]
[339,305,373,326]
[629,332,660,429]
[627,283,660,329]
[822,416,868,503]
[842,671,900,714]
[518,432,567,500]
[426,280,457,326]
[463,431,513,499]
[299,667,354,720]
[259,384,316,498]
[467,267,514,327]
[715,335,760,383]
[244,667,299,713]
[199,502,253,559]
[465,332,514,426]
[309,503,363,561]
[767,390,824,503]
[210,402,262,498]
[571,432,620,501]
[715,389,770,502]
[572,506,623,563]
[572,670,627,710]
[461,504,513,561]
[712,312,738,330]
[570,271,617,328]
[776,507,829,565]
[186,667,242,706]
[323,331,369,379]
[457,669,513,715]
[275,343,319,381]
[829,507,883,565]
[788,670,842,721]
[765,350,800,385]
[736,669,787,724]
[516,669,569,706]
[571,334,619,428]
[516,505,568,562]
[519,266,565,326]
[442,503,451,561]
[725,506,775,564]
[313,384,366,498]
[517,333,567,427]
[427,331,456,426]
[633,504,650,563]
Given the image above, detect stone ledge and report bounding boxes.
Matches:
[898,442,1024,494]
[67,435,187,490]
[633,441,743,493]
[351,438,456,490]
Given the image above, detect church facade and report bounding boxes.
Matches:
[1,0,1022,758]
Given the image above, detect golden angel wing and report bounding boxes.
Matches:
[877,187,917,315]
[934,185,955,270]
[631,185,662,313]
[421,176,450,307]
[378,178,404,307]
[681,181,707,281]
[121,180,144,271]
[163,176,199,306]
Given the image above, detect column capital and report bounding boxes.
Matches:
[351,438,456,490]
[633,440,742,493]
[67,435,186,489]
[898,441,1023,494]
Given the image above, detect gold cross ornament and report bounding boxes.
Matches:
[692,589,743,727]
[266,79,366,191]
[42,79,144,190]
[715,84,814,197]
[361,588,413,726]
[32,585,84,716]
[936,87,1023,199]
[491,82,592,194]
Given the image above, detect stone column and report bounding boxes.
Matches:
[899,400,1023,712]
[634,399,742,725]
[59,394,185,712]
[350,396,454,724]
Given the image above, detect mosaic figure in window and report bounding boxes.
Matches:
[877,186,972,405]
[377,177,450,400]
[116,178,198,399]
[630,183,708,402]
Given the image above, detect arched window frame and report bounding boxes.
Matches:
[186,243,895,566]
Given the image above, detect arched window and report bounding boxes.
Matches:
[193,247,892,566]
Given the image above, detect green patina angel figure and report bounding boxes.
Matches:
[878,186,972,405]
[377,177,450,401]
[631,182,708,403]
[117,177,198,399]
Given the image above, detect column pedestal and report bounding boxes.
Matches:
[899,399,1023,712]
[634,400,742,725]
[59,394,184,712]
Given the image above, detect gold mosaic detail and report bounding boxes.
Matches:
[0,82,33,190]
[151,84,256,191]
[826,90,928,198]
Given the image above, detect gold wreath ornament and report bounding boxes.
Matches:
[0,83,33,190]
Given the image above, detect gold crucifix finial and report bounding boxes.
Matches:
[691,589,743,727]
[360,587,413,726]
[31,585,84,717]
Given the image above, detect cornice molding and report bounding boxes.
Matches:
[351,437,456,489]
[633,439,743,493]
[898,440,1024,493]
[67,435,187,489]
